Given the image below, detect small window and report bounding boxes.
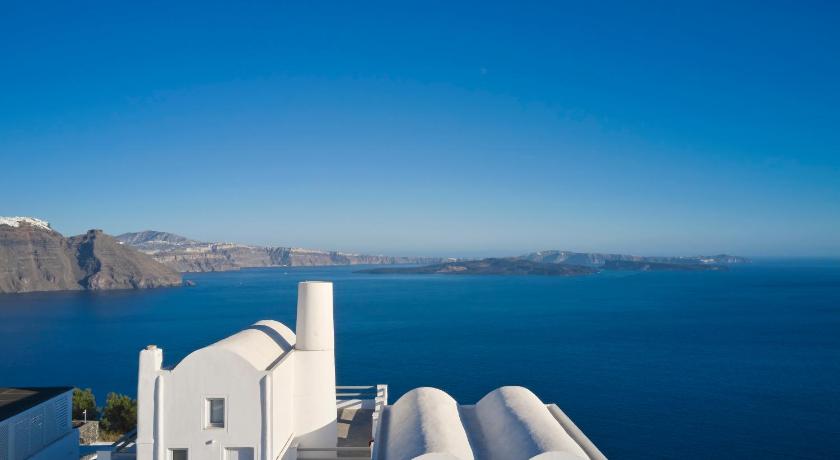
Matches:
[170,448,188,460]
[206,398,225,428]
[225,447,254,460]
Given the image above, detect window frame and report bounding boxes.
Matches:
[169,448,188,460]
[204,396,226,429]
[224,446,255,460]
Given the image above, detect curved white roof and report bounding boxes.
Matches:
[378,387,474,460]
[206,320,296,370]
[375,386,596,460]
[474,387,588,460]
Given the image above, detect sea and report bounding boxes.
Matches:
[1,260,839,459]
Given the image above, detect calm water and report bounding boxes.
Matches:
[1,261,839,459]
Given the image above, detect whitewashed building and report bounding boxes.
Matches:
[136,281,338,460]
[131,281,605,460]
[0,387,79,460]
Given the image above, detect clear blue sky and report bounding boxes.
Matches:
[2,1,838,257]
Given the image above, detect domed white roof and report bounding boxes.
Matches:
[206,319,296,370]
[375,386,596,460]
[378,387,474,460]
[474,387,588,460]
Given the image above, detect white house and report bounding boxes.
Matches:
[133,281,605,460]
[136,281,338,460]
[0,387,79,460]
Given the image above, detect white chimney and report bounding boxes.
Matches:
[136,345,162,460]
[295,281,335,351]
[293,281,338,455]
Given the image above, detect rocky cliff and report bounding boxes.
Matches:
[0,218,182,294]
[116,231,442,272]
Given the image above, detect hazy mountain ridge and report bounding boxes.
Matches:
[115,230,198,248]
[0,220,182,293]
[116,231,443,272]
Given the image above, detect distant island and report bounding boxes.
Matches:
[359,258,599,276]
[0,217,181,294]
[360,252,748,277]
[520,250,749,267]
[117,231,442,272]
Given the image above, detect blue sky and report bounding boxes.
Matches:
[1,1,838,257]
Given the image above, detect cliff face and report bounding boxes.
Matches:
[0,222,81,292]
[0,220,182,294]
[117,231,441,272]
[68,230,183,290]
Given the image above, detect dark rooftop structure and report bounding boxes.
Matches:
[0,387,72,422]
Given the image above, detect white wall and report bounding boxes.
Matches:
[163,349,269,459]
[138,347,298,460]
[31,429,78,460]
[270,353,296,459]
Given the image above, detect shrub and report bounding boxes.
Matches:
[72,388,99,421]
[99,392,137,434]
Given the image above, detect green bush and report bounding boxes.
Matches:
[99,392,137,434]
[72,388,99,421]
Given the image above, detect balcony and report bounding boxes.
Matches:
[282,384,388,459]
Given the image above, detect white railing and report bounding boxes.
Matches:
[332,384,388,458]
[336,385,387,410]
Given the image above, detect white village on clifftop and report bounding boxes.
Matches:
[1,281,605,460]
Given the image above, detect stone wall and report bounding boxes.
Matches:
[74,420,100,444]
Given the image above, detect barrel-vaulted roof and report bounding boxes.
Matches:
[206,319,296,371]
[378,387,474,460]
[375,386,595,460]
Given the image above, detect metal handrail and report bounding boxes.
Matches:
[112,428,138,453]
[336,385,385,399]
[297,447,371,452]
[296,446,371,460]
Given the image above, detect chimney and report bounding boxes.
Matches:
[293,281,338,453]
[136,345,163,460]
[295,281,334,351]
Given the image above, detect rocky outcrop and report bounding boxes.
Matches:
[117,231,442,272]
[68,230,183,290]
[0,219,181,294]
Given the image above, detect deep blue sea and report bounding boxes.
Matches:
[1,261,839,459]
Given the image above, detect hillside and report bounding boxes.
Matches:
[0,218,182,294]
